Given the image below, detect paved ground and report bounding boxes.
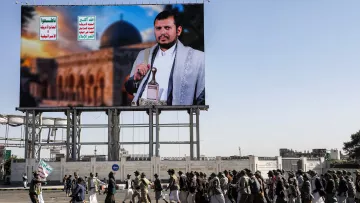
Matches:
[0,185,63,191]
[0,189,169,203]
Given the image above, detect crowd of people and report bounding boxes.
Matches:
[26,168,360,203]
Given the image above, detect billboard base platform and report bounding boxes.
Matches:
[11,105,209,162]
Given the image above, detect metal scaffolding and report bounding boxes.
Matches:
[24,110,42,161]
[16,105,209,161]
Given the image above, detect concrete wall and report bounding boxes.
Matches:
[10,156,324,183]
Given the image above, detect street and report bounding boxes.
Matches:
[0,189,168,203]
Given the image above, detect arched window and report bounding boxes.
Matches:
[78,76,85,102]
[69,75,75,101]
[99,77,105,105]
[57,76,63,100]
[87,75,95,104]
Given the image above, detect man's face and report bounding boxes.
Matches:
[154,16,182,48]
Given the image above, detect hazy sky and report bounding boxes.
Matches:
[1,0,360,159]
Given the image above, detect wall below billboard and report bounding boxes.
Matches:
[10,156,325,183]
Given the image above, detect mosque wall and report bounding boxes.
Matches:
[10,156,324,183]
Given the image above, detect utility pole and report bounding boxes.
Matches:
[239,147,241,156]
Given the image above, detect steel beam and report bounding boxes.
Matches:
[108,109,120,161]
[16,105,209,112]
[37,123,194,128]
[24,111,29,159]
[196,108,200,160]
[148,109,153,158]
[39,141,192,146]
[189,108,194,160]
[155,108,160,157]
[66,110,71,161]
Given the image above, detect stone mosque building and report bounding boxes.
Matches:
[26,18,156,107]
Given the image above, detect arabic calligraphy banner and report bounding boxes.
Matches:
[37,159,53,180]
[39,16,57,40]
[19,4,205,108]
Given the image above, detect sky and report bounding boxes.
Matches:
[1,0,360,159]
[21,4,184,57]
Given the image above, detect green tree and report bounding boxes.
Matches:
[343,130,360,159]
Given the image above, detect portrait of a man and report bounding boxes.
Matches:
[125,10,205,106]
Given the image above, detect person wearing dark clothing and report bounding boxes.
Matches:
[230,171,238,203]
[324,173,337,203]
[321,174,327,190]
[178,171,188,203]
[346,175,356,203]
[71,177,86,203]
[275,172,286,203]
[237,170,251,203]
[337,171,348,203]
[267,171,276,203]
[66,175,73,197]
[249,171,264,203]
[287,172,299,203]
[28,172,46,203]
[226,172,235,203]
[196,172,208,203]
[153,174,168,203]
[187,172,198,203]
[105,172,118,203]
[301,173,313,203]
[255,172,267,203]
[353,170,360,203]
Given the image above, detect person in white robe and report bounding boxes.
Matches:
[123,174,134,203]
[309,170,325,203]
[88,172,105,203]
[125,10,205,106]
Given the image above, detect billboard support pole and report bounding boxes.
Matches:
[108,109,120,161]
[196,108,200,160]
[66,109,81,161]
[71,110,77,161]
[66,109,71,161]
[71,110,81,161]
[107,109,112,161]
[31,111,36,159]
[24,111,29,159]
[148,108,154,158]
[24,110,42,160]
[155,108,160,157]
[115,110,120,161]
[76,111,81,161]
[35,112,43,162]
[189,108,194,160]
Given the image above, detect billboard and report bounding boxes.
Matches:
[20,4,205,107]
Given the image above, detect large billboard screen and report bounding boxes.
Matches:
[20,4,205,107]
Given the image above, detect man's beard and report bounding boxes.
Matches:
[158,37,177,49]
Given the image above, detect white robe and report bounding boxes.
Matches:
[89,188,98,203]
[38,192,44,203]
[311,177,324,203]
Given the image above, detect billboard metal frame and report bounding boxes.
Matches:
[16,105,209,161]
